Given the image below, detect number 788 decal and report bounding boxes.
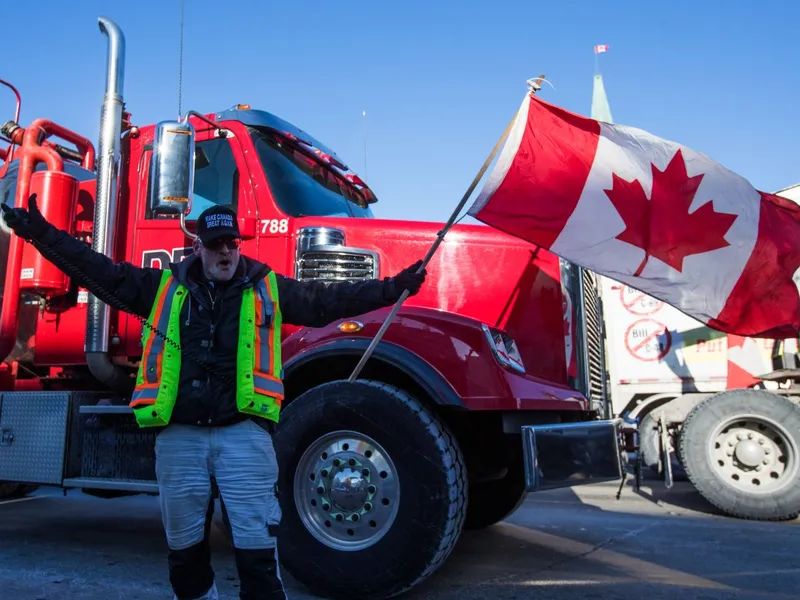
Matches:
[260,219,289,234]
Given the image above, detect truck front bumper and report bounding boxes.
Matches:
[521,419,624,492]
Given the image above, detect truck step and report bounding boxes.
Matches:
[62,477,158,493]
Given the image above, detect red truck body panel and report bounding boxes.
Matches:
[282,307,587,412]
[289,217,572,386]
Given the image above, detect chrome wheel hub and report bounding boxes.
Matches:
[294,430,400,552]
[330,466,369,511]
[709,415,798,494]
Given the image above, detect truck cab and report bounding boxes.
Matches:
[126,106,377,349]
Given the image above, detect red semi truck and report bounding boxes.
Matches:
[0,17,623,599]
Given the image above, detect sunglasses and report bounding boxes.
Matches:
[203,237,242,251]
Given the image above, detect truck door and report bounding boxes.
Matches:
[124,125,258,356]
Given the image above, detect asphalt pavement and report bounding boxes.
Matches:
[0,479,798,599]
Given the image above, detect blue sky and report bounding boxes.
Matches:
[3,0,797,224]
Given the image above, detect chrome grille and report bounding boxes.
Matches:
[295,227,379,283]
[561,258,608,416]
[581,269,607,414]
[297,250,376,281]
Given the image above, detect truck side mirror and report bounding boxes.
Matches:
[148,120,196,217]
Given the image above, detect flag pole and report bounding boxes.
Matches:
[362,109,368,181]
[348,75,547,382]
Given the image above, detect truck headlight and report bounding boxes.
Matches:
[481,324,525,374]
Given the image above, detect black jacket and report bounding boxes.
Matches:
[32,223,403,428]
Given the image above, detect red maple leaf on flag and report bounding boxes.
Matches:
[604,149,738,277]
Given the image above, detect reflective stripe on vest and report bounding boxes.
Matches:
[129,271,187,426]
[247,275,284,399]
[129,270,284,428]
[235,274,284,423]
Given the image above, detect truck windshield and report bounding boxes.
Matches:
[249,127,374,219]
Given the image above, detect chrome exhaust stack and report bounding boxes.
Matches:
[85,16,131,392]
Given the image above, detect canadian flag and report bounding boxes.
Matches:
[595,44,609,54]
[468,94,800,339]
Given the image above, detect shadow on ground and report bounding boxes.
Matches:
[0,483,798,599]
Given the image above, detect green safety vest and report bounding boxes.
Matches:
[129,270,284,428]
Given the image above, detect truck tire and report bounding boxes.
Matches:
[639,412,686,481]
[464,457,526,530]
[679,389,800,521]
[273,380,467,600]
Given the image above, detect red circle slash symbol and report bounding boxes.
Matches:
[620,286,664,316]
[624,318,672,362]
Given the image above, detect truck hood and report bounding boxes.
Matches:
[292,216,571,385]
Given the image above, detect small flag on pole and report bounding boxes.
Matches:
[594,44,609,54]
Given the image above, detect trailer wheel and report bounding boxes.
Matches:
[679,389,800,521]
[273,380,467,600]
[464,456,527,530]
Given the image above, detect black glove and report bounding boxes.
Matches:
[1,194,49,242]
[388,260,427,299]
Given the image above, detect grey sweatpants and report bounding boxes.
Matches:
[154,418,282,550]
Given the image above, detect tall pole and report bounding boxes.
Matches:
[362,109,368,181]
[178,0,184,119]
[594,44,609,75]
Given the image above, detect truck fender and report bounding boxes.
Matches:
[282,337,464,407]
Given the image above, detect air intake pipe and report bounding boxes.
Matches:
[85,17,132,392]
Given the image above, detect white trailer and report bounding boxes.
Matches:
[598,183,800,521]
